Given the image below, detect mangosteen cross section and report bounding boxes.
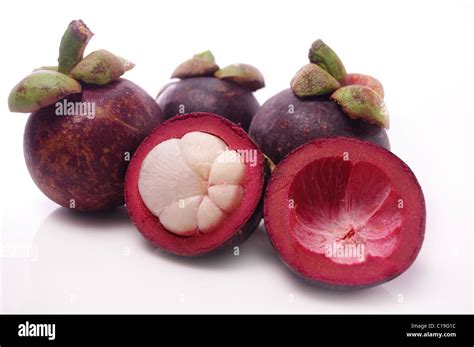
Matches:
[138,131,246,236]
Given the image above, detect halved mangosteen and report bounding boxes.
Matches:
[125,112,267,256]
[264,137,425,288]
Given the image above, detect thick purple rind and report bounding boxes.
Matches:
[249,89,390,164]
[263,137,426,289]
[219,157,271,253]
[24,78,164,212]
[156,77,259,131]
[278,256,415,290]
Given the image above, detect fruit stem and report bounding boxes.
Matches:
[58,20,93,75]
[308,40,347,84]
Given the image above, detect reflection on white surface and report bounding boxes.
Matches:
[0,204,435,313]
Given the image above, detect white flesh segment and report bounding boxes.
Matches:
[197,196,226,233]
[138,133,246,236]
[159,196,203,236]
[208,150,246,185]
[180,132,227,179]
[208,184,244,213]
[138,139,207,216]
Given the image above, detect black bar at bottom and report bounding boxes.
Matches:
[0,314,472,346]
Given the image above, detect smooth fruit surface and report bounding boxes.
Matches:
[125,112,266,256]
[24,79,163,211]
[249,89,389,163]
[264,137,425,288]
[156,77,259,131]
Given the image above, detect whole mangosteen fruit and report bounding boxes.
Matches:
[8,20,164,211]
[249,39,390,164]
[125,112,268,256]
[264,137,426,288]
[156,51,264,131]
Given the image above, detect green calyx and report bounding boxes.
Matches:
[193,50,216,63]
[8,70,81,113]
[33,66,58,72]
[344,73,385,98]
[290,64,340,97]
[171,52,264,91]
[330,85,390,129]
[71,49,135,85]
[289,39,390,129]
[214,63,265,91]
[308,39,347,84]
[58,20,93,75]
[8,19,136,113]
[172,53,219,79]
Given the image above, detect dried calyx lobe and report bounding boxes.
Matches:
[249,39,391,164]
[157,51,264,131]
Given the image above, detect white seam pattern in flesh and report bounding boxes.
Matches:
[138,132,246,236]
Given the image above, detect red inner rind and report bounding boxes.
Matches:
[289,159,403,263]
[125,112,264,256]
[264,137,425,287]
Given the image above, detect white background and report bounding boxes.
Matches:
[0,0,472,313]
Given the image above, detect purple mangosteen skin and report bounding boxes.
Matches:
[249,89,390,164]
[24,79,164,212]
[156,76,259,131]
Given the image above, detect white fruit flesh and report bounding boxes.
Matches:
[138,132,246,236]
